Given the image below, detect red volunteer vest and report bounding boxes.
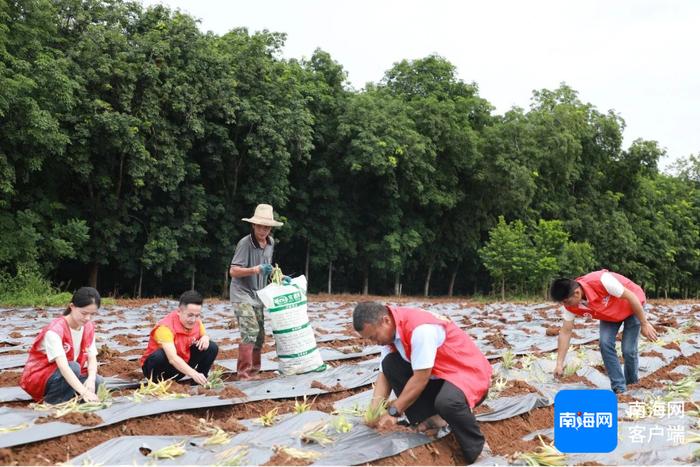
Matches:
[565,269,646,322]
[140,310,202,366]
[387,305,492,408]
[20,317,95,402]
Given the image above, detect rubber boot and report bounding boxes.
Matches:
[252,347,262,374]
[237,343,254,380]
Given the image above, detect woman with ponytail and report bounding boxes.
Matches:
[20,287,104,403]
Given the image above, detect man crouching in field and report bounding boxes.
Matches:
[140,290,218,385]
[353,301,492,464]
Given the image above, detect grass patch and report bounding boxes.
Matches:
[0,267,115,307]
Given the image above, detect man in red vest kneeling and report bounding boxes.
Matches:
[141,290,218,385]
[550,269,658,393]
[353,302,492,464]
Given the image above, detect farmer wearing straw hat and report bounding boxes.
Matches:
[550,269,658,393]
[229,204,289,380]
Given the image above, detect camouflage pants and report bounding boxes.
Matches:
[232,303,265,348]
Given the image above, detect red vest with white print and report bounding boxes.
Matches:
[20,317,95,402]
[140,310,202,366]
[387,305,492,408]
[564,270,646,323]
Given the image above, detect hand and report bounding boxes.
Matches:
[80,389,99,403]
[282,275,292,285]
[84,377,96,394]
[258,264,273,276]
[641,322,658,341]
[376,414,398,430]
[554,363,564,378]
[191,371,208,386]
[195,334,210,351]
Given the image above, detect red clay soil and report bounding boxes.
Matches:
[36,412,103,427]
[663,342,682,352]
[484,333,509,349]
[0,370,21,388]
[112,334,141,347]
[499,380,538,397]
[632,351,700,389]
[370,433,465,465]
[480,406,554,457]
[545,327,559,336]
[473,404,492,415]
[99,357,143,380]
[310,381,345,392]
[640,350,665,358]
[8,331,23,339]
[557,374,594,386]
[262,450,314,466]
[216,348,239,359]
[197,386,248,399]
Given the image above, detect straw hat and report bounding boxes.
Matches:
[242,204,284,227]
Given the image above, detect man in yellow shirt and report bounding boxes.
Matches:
[140,290,218,385]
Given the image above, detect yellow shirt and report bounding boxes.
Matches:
[154,322,206,344]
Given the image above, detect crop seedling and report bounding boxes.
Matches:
[215,445,249,466]
[489,376,508,398]
[520,354,536,371]
[148,440,186,459]
[293,394,315,414]
[563,361,582,377]
[270,264,284,284]
[363,400,387,426]
[332,402,364,417]
[274,446,321,461]
[300,421,334,446]
[501,348,515,369]
[331,415,353,433]
[203,367,225,390]
[664,375,697,401]
[516,435,566,466]
[197,418,231,446]
[132,378,190,401]
[0,423,28,434]
[259,407,280,427]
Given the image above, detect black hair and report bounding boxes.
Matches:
[352,301,388,332]
[179,290,204,307]
[550,278,579,302]
[64,287,101,316]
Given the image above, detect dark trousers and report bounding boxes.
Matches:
[141,342,218,381]
[44,361,105,404]
[382,352,485,464]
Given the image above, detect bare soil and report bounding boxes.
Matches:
[0,370,21,388]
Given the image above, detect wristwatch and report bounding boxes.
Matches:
[387,405,401,417]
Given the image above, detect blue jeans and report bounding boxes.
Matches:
[599,314,640,392]
[44,361,104,404]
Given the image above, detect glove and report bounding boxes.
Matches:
[259,264,273,276]
[282,275,292,285]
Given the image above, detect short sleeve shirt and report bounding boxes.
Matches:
[40,328,97,362]
[229,234,274,305]
[562,272,625,321]
[379,324,446,374]
[154,322,206,344]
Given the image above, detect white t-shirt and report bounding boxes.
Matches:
[379,324,446,372]
[562,272,625,321]
[40,327,98,362]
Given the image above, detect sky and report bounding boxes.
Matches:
[140,0,700,171]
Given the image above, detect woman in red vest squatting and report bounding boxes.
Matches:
[20,287,104,403]
[550,269,658,393]
[353,302,492,465]
[140,290,218,385]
